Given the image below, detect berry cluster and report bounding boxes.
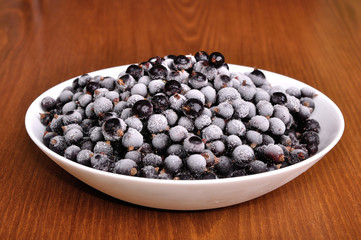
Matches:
[39,51,320,180]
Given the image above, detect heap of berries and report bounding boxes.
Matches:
[39,51,320,180]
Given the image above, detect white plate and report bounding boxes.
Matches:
[25,64,344,210]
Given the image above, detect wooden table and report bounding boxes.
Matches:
[1,0,360,239]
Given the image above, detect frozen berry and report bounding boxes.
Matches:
[49,136,68,155]
[169,93,186,112]
[271,92,287,105]
[248,69,266,87]
[91,153,114,172]
[64,128,83,145]
[76,149,93,166]
[208,52,225,68]
[139,166,158,178]
[247,160,268,174]
[143,153,163,168]
[94,141,113,156]
[264,144,285,163]
[122,128,144,150]
[184,136,205,153]
[215,156,233,177]
[64,145,81,161]
[147,114,168,133]
[41,97,56,111]
[249,115,269,132]
[182,98,204,118]
[232,145,254,167]
[194,51,209,62]
[202,125,223,142]
[188,71,208,89]
[268,117,286,135]
[187,154,206,176]
[167,144,187,158]
[131,99,152,119]
[124,151,142,164]
[226,119,246,137]
[93,97,113,117]
[151,94,170,113]
[152,133,171,151]
[114,159,138,176]
[148,64,168,80]
[102,118,127,141]
[126,64,144,80]
[164,80,182,95]
[302,119,320,132]
[117,74,136,92]
[288,149,308,165]
[169,125,188,142]
[173,55,192,71]
[164,155,183,175]
[300,131,320,145]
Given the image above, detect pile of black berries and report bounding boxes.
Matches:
[39,51,320,180]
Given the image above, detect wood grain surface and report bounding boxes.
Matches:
[1,0,361,239]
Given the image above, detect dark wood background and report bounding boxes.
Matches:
[1,0,360,239]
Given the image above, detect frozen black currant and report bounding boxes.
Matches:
[183,136,205,153]
[76,149,93,166]
[300,97,315,111]
[140,166,158,179]
[91,153,114,172]
[288,149,308,165]
[271,92,287,105]
[147,114,169,133]
[64,128,83,145]
[207,140,226,156]
[202,125,223,142]
[148,64,168,80]
[247,160,268,174]
[64,145,81,161]
[86,81,100,94]
[126,64,144,80]
[43,131,57,148]
[151,94,170,113]
[194,51,209,62]
[167,144,187,158]
[102,118,127,141]
[40,113,52,126]
[117,74,136,92]
[208,52,225,68]
[122,128,144,150]
[152,133,171,151]
[164,80,182,95]
[164,155,183,175]
[132,100,153,119]
[215,156,233,177]
[188,71,208,89]
[173,55,192,71]
[307,143,319,156]
[182,98,204,119]
[300,131,320,145]
[302,119,321,133]
[186,154,207,176]
[263,144,285,163]
[41,97,56,111]
[114,159,138,176]
[232,145,254,167]
[49,136,68,155]
[143,153,163,168]
[248,69,266,87]
[169,125,188,142]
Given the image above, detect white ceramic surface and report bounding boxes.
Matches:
[25,64,344,210]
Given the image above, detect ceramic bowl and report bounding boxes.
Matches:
[25,64,344,210]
